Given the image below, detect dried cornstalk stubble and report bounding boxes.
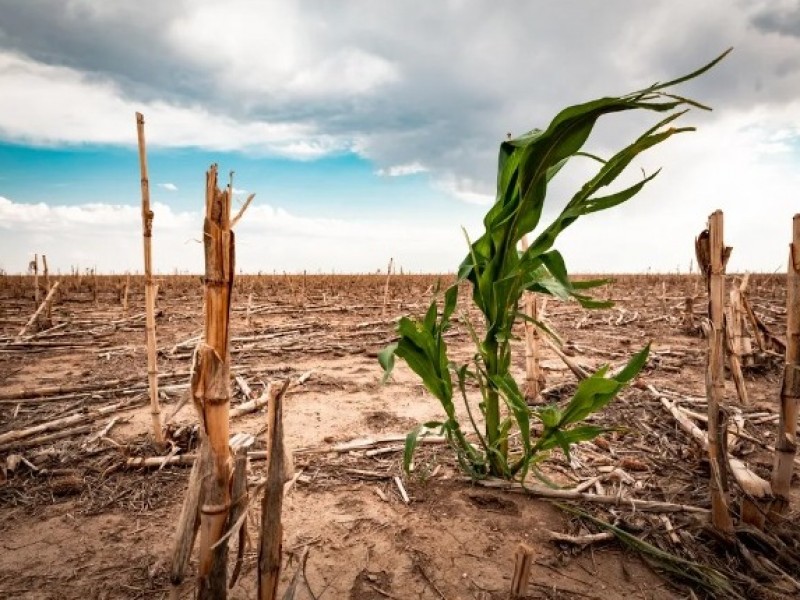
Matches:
[695,211,734,536]
[771,214,800,517]
[192,164,236,598]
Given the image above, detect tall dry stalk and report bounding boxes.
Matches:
[42,254,52,325]
[193,164,236,597]
[771,214,800,516]
[382,257,393,317]
[42,255,50,294]
[696,210,734,536]
[32,253,39,304]
[136,112,165,449]
[122,272,130,318]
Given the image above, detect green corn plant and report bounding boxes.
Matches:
[379,50,729,480]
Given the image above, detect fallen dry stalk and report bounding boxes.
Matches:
[0,397,142,450]
[650,385,772,528]
[547,531,614,545]
[468,477,709,514]
[17,281,60,340]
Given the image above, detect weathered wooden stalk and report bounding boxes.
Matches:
[41,255,52,326]
[170,438,210,586]
[771,214,800,517]
[696,210,734,536]
[32,253,40,304]
[510,542,533,598]
[683,296,696,333]
[136,112,164,448]
[258,381,290,600]
[724,299,749,405]
[520,236,544,401]
[190,164,237,598]
[122,272,130,317]
[381,257,393,317]
[17,281,60,340]
[42,255,50,294]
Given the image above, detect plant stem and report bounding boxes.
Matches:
[483,334,507,476]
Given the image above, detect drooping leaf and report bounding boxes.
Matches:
[378,342,398,384]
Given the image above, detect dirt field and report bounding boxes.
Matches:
[0,273,795,599]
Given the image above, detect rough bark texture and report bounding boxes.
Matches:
[520,236,545,401]
[771,214,800,517]
[193,165,236,599]
[696,211,734,536]
[170,438,210,585]
[258,383,288,600]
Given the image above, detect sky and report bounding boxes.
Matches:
[0,0,798,275]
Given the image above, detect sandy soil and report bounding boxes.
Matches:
[0,273,795,599]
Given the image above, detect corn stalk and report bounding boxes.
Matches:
[136,112,165,449]
[193,165,235,597]
[771,214,800,516]
[380,50,729,479]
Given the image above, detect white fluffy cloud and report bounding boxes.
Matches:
[376,162,428,177]
[0,196,468,274]
[0,51,346,158]
[158,183,179,192]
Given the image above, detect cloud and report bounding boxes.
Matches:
[0,50,348,159]
[376,162,428,177]
[158,182,178,192]
[751,2,800,38]
[434,174,494,206]
[0,195,471,274]
[7,0,800,193]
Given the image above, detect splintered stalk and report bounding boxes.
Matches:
[696,210,734,536]
[771,214,800,516]
[520,235,544,401]
[193,164,236,598]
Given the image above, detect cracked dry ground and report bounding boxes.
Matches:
[0,273,796,599]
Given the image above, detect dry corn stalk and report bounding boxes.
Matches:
[17,281,60,341]
[135,112,164,448]
[192,164,236,598]
[695,210,734,536]
[771,214,800,517]
[520,235,545,401]
[382,257,393,317]
[32,253,39,304]
[258,380,291,600]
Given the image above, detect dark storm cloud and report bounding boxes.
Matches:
[752,3,800,38]
[0,0,799,200]
[0,1,214,104]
